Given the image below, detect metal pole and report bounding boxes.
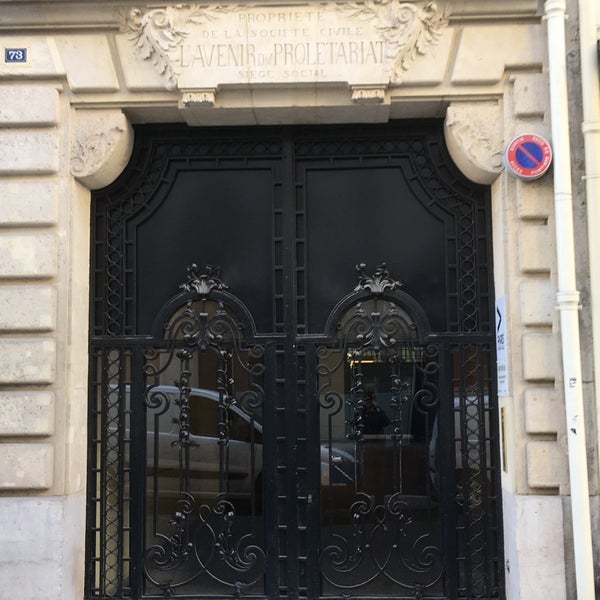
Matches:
[544,1,595,597]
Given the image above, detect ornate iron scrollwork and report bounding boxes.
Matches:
[319,272,443,596]
[88,126,501,600]
[142,276,266,598]
[179,263,229,296]
[319,344,443,592]
[354,262,404,295]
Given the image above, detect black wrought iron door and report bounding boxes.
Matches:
[87,123,504,600]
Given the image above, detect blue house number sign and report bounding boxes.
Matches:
[5,48,27,63]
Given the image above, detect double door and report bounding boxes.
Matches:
[87,122,504,599]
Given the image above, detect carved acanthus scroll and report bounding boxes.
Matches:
[122,4,242,90]
[338,1,449,82]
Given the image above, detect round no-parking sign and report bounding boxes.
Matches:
[504,133,552,180]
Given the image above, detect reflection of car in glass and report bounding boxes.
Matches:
[144,386,355,503]
[145,386,262,502]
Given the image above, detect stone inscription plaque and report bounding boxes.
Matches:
[123,1,448,97]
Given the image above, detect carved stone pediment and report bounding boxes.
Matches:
[120,1,449,98]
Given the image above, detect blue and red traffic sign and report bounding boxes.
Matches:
[504,133,552,180]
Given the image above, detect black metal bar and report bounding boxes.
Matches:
[438,342,458,600]
[282,130,300,599]
[129,345,146,598]
[305,342,322,600]
[262,342,279,600]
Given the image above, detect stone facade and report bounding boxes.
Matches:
[0,0,597,598]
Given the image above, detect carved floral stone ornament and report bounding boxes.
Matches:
[120,1,449,98]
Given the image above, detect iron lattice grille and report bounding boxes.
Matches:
[452,342,501,597]
[87,123,503,600]
[87,347,133,598]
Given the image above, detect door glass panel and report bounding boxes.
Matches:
[142,299,266,597]
[135,167,277,335]
[317,299,444,597]
[301,163,447,333]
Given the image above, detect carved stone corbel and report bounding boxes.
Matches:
[444,101,504,185]
[179,89,217,109]
[70,110,134,190]
[351,86,387,105]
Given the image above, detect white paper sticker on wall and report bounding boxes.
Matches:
[495,296,509,397]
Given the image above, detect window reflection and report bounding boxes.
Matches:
[142,335,266,596]
[146,349,264,516]
[319,344,443,596]
[320,348,438,505]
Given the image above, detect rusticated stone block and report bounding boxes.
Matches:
[516,178,553,220]
[452,24,543,85]
[0,37,61,78]
[518,226,553,273]
[0,131,59,174]
[0,392,55,436]
[0,180,59,226]
[0,286,56,331]
[526,441,567,488]
[0,494,85,598]
[0,86,59,127]
[55,35,119,92]
[0,339,56,384]
[502,494,567,600]
[522,333,557,381]
[512,73,548,118]
[0,234,57,279]
[524,389,561,434]
[520,279,554,326]
[0,443,54,489]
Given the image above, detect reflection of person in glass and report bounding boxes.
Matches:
[361,392,390,435]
